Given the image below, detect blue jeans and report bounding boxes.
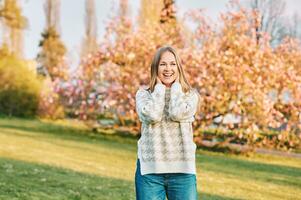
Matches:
[135,159,198,200]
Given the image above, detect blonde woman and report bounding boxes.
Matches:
[135,45,200,200]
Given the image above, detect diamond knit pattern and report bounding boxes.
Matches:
[135,82,199,175]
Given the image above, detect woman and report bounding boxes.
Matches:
[135,45,201,200]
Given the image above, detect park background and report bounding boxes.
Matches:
[0,0,301,199]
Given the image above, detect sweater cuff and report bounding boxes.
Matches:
[154,83,166,93]
[171,81,183,96]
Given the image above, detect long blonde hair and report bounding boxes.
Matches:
[147,45,202,116]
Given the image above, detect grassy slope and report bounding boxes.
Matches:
[0,117,300,200]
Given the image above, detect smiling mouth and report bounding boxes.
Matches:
[163,73,174,78]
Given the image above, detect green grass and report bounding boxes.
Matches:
[0,117,301,200]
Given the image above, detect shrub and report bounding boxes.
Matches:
[0,56,41,117]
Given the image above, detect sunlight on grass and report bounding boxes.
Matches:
[0,117,301,200]
[0,127,137,181]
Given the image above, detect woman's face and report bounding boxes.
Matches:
[157,51,179,87]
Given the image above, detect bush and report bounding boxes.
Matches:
[0,56,41,117]
[37,77,65,120]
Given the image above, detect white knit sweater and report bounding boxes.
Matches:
[135,81,199,175]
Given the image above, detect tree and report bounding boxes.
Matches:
[287,13,301,40]
[80,0,98,59]
[138,0,162,26]
[37,0,67,81]
[247,0,300,46]
[0,0,27,58]
[117,0,131,38]
[160,0,185,47]
[54,0,300,150]
[160,0,176,24]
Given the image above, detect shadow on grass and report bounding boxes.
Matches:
[0,117,137,147]
[0,157,239,200]
[0,157,135,200]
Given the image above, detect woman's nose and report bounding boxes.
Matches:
[165,64,172,69]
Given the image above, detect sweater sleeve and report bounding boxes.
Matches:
[168,82,199,122]
[135,83,166,124]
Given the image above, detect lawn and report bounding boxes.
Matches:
[0,117,300,200]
